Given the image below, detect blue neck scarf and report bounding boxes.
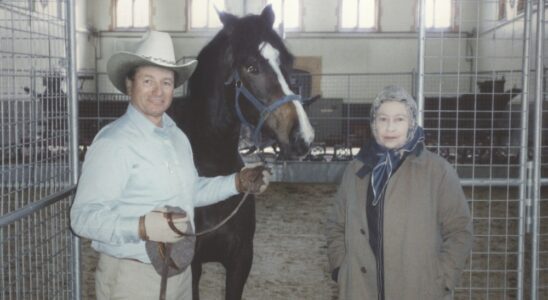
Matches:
[369,126,425,206]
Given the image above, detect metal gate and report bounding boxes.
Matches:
[532,1,548,298]
[416,0,547,299]
[0,0,79,299]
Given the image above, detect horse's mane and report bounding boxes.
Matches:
[186,31,233,134]
[186,12,294,136]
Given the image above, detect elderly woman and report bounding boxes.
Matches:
[326,85,473,300]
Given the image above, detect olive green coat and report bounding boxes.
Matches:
[326,149,473,300]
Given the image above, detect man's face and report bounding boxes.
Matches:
[126,65,175,127]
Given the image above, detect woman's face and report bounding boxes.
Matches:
[373,101,411,149]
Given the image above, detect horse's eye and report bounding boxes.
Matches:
[245,64,258,74]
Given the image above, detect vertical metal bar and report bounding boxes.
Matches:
[531,0,545,298]
[416,0,426,126]
[10,5,22,299]
[527,161,533,233]
[346,74,350,147]
[66,0,81,299]
[517,1,533,299]
[411,68,416,97]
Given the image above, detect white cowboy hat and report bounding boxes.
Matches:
[107,30,197,94]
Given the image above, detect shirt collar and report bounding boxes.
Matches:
[126,103,176,137]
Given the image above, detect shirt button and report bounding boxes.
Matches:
[360,229,366,235]
[361,267,367,273]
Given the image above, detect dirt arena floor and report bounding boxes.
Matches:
[81,183,339,300]
[80,183,548,299]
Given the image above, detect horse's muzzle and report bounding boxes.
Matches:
[284,126,311,158]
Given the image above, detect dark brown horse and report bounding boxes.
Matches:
[173,5,314,300]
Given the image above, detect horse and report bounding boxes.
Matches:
[172,5,315,300]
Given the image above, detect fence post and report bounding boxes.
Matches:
[66,0,81,299]
[416,0,426,127]
[531,0,545,298]
[516,0,533,299]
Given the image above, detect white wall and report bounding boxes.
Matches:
[76,0,95,71]
[476,0,526,91]
[75,0,530,96]
[475,3,548,97]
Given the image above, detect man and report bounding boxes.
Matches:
[70,30,269,300]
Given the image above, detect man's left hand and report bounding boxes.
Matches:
[236,163,271,195]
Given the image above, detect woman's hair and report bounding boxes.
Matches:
[370,85,418,138]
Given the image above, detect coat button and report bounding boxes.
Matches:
[360,229,366,235]
[361,267,367,273]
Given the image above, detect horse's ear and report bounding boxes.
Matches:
[261,4,275,27]
[218,9,238,28]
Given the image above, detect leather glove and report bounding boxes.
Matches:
[235,163,271,195]
[139,207,190,243]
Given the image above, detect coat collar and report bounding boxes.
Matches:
[354,140,424,179]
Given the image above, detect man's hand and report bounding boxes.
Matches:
[236,163,271,195]
[139,208,190,243]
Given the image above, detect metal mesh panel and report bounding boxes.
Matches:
[305,73,413,158]
[0,0,75,299]
[1,195,74,299]
[535,1,548,296]
[78,90,129,155]
[1,0,71,190]
[420,0,537,298]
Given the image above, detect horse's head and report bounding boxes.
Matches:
[215,5,314,159]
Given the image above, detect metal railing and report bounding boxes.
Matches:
[0,1,78,299]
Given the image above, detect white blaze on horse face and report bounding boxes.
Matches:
[258,42,315,144]
[291,100,315,144]
[259,42,292,95]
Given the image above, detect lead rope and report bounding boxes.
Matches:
[183,165,267,238]
[194,189,251,236]
[158,189,253,300]
[159,243,171,300]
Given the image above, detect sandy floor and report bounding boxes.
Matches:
[80,183,548,299]
[81,183,339,300]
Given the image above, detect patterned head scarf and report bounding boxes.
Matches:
[369,85,425,206]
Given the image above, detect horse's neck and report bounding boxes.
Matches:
[183,55,244,174]
[192,136,242,176]
[189,124,240,154]
[185,109,243,176]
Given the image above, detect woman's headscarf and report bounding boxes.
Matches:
[368,85,425,206]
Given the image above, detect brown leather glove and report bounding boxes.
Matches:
[235,163,271,195]
[139,207,190,243]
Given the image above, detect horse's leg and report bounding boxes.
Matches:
[191,261,203,300]
[224,241,253,300]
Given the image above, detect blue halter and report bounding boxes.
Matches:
[225,71,302,147]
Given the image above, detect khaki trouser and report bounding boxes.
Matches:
[95,253,192,300]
